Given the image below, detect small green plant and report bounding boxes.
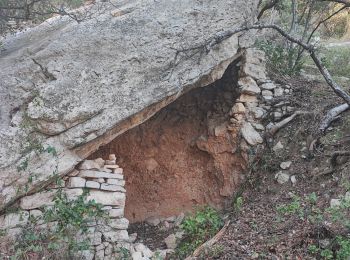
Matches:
[307,192,318,205]
[276,195,303,219]
[11,188,106,259]
[233,196,243,212]
[175,207,223,259]
[117,247,132,260]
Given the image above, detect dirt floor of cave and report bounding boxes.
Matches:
[90,61,249,223]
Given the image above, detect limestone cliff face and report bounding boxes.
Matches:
[0,0,259,209]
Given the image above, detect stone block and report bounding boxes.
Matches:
[231,103,246,115]
[109,154,116,160]
[108,218,129,229]
[109,208,124,218]
[79,170,123,180]
[86,190,125,206]
[104,230,129,242]
[94,158,105,168]
[241,122,263,146]
[113,168,123,174]
[238,76,261,95]
[79,160,101,170]
[65,188,84,200]
[86,181,100,189]
[107,179,125,186]
[0,212,29,228]
[100,183,126,192]
[20,191,55,210]
[68,177,86,188]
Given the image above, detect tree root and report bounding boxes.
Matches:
[185,220,230,259]
[266,111,311,136]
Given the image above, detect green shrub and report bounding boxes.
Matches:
[256,40,305,76]
[175,207,223,259]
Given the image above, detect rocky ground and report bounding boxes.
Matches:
[211,76,350,259]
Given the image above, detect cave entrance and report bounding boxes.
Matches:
[90,60,247,223]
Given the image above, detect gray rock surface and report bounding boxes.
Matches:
[0,0,259,209]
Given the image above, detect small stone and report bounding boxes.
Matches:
[105,243,113,255]
[96,244,105,251]
[164,234,177,249]
[86,181,100,189]
[105,160,116,165]
[30,209,43,219]
[231,103,246,114]
[275,171,290,184]
[262,90,273,96]
[129,233,137,243]
[132,252,142,260]
[251,122,265,131]
[274,86,284,97]
[107,179,125,186]
[290,175,297,185]
[94,158,105,168]
[104,165,120,169]
[273,141,284,152]
[113,168,123,174]
[68,170,79,177]
[286,106,295,113]
[330,199,341,208]
[165,216,177,222]
[79,160,101,170]
[260,82,276,90]
[94,178,105,183]
[69,177,86,188]
[146,216,161,226]
[241,122,263,146]
[251,107,266,119]
[274,112,282,120]
[280,161,292,170]
[100,183,126,192]
[263,95,273,101]
[109,154,117,160]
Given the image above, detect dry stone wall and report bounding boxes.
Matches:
[0,155,158,260]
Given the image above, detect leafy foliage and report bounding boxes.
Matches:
[10,188,106,259]
[174,207,223,259]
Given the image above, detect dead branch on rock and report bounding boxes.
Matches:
[266,111,311,136]
[319,103,350,133]
[330,150,350,167]
[185,220,230,259]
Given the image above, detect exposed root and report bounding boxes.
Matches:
[185,220,231,259]
[266,111,311,136]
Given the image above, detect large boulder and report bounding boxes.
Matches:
[0,0,259,209]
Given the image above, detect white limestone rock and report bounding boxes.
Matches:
[107,179,125,186]
[86,181,100,189]
[260,82,276,90]
[280,161,292,170]
[104,230,129,242]
[238,76,261,95]
[275,171,290,184]
[108,208,124,218]
[68,176,86,188]
[86,190,125,206]
[20,191,55,210]
[79,170,123,180]
[231,103,246,115]
[0,212,29,228]
[100,183,126,192]
[108,218,129,229]
[79,160,101,170]
[241,122,263,146]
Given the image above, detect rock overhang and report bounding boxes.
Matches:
[0,0,259,210]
